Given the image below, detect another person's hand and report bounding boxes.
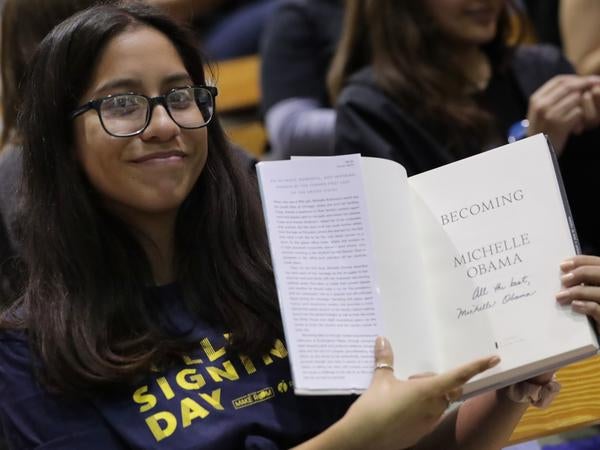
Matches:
[526,371,555,385]
[580,84,600,129]
[501,370,560,409]
[527,75,600,155]
[556,254,600,331]
[338,337,500,450]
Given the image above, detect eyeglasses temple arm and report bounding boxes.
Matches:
[70,103,92,120]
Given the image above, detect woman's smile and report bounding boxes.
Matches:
[128,149,187,165]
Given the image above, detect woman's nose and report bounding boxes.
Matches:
[140,104,180,141]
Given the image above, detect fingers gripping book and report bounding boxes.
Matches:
[256,134,599,397]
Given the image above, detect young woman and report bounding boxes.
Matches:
[331,0,600,257]
[0,3,555,449]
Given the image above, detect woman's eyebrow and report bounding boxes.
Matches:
[93,78,141,96]
[91,73,194,97]
[163,73,194,86]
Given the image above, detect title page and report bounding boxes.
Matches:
[408,134,596,386]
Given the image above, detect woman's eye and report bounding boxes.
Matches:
[168,90,193,109]
[102,96,143,116]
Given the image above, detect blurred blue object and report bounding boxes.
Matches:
[504,441,541,450]
[541,435,600,449]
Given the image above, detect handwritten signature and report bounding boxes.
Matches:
[460,275,535,319]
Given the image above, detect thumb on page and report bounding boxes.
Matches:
[372,336,395,383]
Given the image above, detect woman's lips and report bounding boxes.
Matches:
[464,7,497,23]
[130,150,187,164]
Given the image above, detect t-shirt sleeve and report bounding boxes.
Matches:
[0,334,125,450]
[260,2,331,113]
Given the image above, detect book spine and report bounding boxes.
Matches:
[545,135,599,343]
[545,135,581,255]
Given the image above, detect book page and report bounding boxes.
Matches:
[361,158,440,378]
[257,155,382,393]
[408,134,598,390]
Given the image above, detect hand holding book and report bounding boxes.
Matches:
[294,337,501,450]
[557,255,600,332]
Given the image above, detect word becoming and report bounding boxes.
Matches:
[441,189,524,226]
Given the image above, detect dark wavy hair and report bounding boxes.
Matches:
[328,0,525,156]
[1,1,280,395]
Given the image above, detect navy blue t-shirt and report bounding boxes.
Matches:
[0,285,354,449]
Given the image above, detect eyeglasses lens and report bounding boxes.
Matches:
[100,95,148,136]
[99,87,214,136]
[167,87,213,128]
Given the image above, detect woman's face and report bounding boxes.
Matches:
[73,26,208,222]
[424,0,504,47]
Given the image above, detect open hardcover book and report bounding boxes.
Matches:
[256,134,599,397]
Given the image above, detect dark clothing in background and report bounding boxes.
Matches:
[0,147,20,249]
[0,147,21,306]
[202,0,278,61]
[0,220,13,306]
[523,0,562,48]
[260,0,343,113]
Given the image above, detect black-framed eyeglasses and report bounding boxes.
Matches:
[70,85,218,137]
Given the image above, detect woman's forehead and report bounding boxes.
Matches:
[84,26,191,97]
